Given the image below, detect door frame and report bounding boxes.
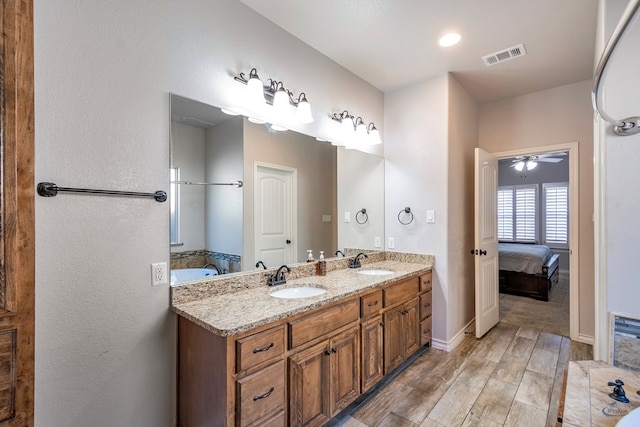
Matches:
[253,162,298,266]
[491,141,580,341]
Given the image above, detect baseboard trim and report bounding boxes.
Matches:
[576,333,594,346]
[559,270,569,281]
[432,318,475,352]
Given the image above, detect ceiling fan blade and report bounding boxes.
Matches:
[537,151,568,158]
[536,157,563,163]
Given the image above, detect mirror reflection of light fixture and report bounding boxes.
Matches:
[233,68,314,126]
[331,110,383,149]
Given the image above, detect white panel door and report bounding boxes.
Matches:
[255,164,296,267]
[474,148,499,338]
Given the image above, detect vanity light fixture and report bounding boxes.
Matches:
[331,110,383,148]
[233,67,314,124]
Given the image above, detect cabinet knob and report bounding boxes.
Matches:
[325,350,331,356]
[380,322,384,327]
[331,348,337,353]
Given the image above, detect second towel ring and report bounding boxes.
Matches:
[356,208,368,224]
[398,207,414,225]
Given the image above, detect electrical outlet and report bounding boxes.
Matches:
[374,236,381,248]
[151,262,168,286]
[388,237,395,249]
[344,212,351,223]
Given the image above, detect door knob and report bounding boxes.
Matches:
[480,249,487,256]
[286,239,291,244]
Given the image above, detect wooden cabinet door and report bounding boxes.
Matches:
[361,316,383,393]
[383,307,403,374]
[402,298,420,356]
[328,327,359,415]
[0,1,35,425]
[288,341,330,427]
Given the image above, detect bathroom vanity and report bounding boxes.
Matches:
[171,252,433,426]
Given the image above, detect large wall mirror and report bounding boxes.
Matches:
[169,94,384,280]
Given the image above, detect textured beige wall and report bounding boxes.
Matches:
[447,75,479,338]
[478,79,595,339]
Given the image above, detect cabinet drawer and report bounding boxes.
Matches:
[289,298,359,348]
[384,277,419,307]
[253,410,285,427]
[420,317,432,346]
[236,360,285,426]
[419,292,432,321]
[236,326,285,373]
[361,290,382,318]
[419,272,432,292]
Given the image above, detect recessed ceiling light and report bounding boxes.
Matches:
[438,33,461,47]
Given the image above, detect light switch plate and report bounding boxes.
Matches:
[344,212,351,223]
[322,214,332,223]
[375,237,381,248]
[388,237,395,249]
[426,210,435,223]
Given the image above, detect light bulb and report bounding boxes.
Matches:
[272,87,289,113]
[296,98,313,123]
[514,161,524,172]
[355,121,367,146]
[367,124,382,145]
[438,33,462,47]
[246,70,264,104]
[526,161,537,170]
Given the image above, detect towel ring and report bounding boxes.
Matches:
[356,208,368,224]
[398,207,414,225]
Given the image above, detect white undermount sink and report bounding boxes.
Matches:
[357,269,393,276]
[270,286,327,299]
[617,407,640,426]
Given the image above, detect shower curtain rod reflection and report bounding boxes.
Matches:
[172,180,243,188]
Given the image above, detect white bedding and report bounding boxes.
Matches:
[498,243,553,275]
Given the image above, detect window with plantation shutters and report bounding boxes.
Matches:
[497,185,537,243]
[543,182,568,247]
[497,189,513,240]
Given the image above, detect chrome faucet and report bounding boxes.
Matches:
[267,265,291,286]
[255,260,267,270]
[203,263,223,275]
[335,250,345,257]
[349,252,368,269]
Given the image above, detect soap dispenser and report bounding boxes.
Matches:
[316,251,326,276]
[306,250,315,263]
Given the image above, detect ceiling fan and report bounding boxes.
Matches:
[510,152,566,172]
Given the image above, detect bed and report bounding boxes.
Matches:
[498,243,560,301]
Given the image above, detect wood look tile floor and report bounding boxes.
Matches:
[327,282,592,427]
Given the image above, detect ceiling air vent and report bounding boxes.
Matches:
[482,44,527,66]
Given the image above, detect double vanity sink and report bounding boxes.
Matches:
[170,251,434,426]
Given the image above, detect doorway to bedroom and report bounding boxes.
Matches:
[492,143,578,339]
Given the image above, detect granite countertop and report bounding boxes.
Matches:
[563,360,640,426]
[171,259,432,337]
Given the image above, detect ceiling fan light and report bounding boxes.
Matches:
[526,160,537,170]
[514,161,525,172]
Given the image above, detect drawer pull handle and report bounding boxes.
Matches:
[424,303,431,308]
[367,301,379,307]
[424,328,431,334]
[253,342,274,354]
[253,386,275,401]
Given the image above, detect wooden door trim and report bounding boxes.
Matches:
[0,0,35,425]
